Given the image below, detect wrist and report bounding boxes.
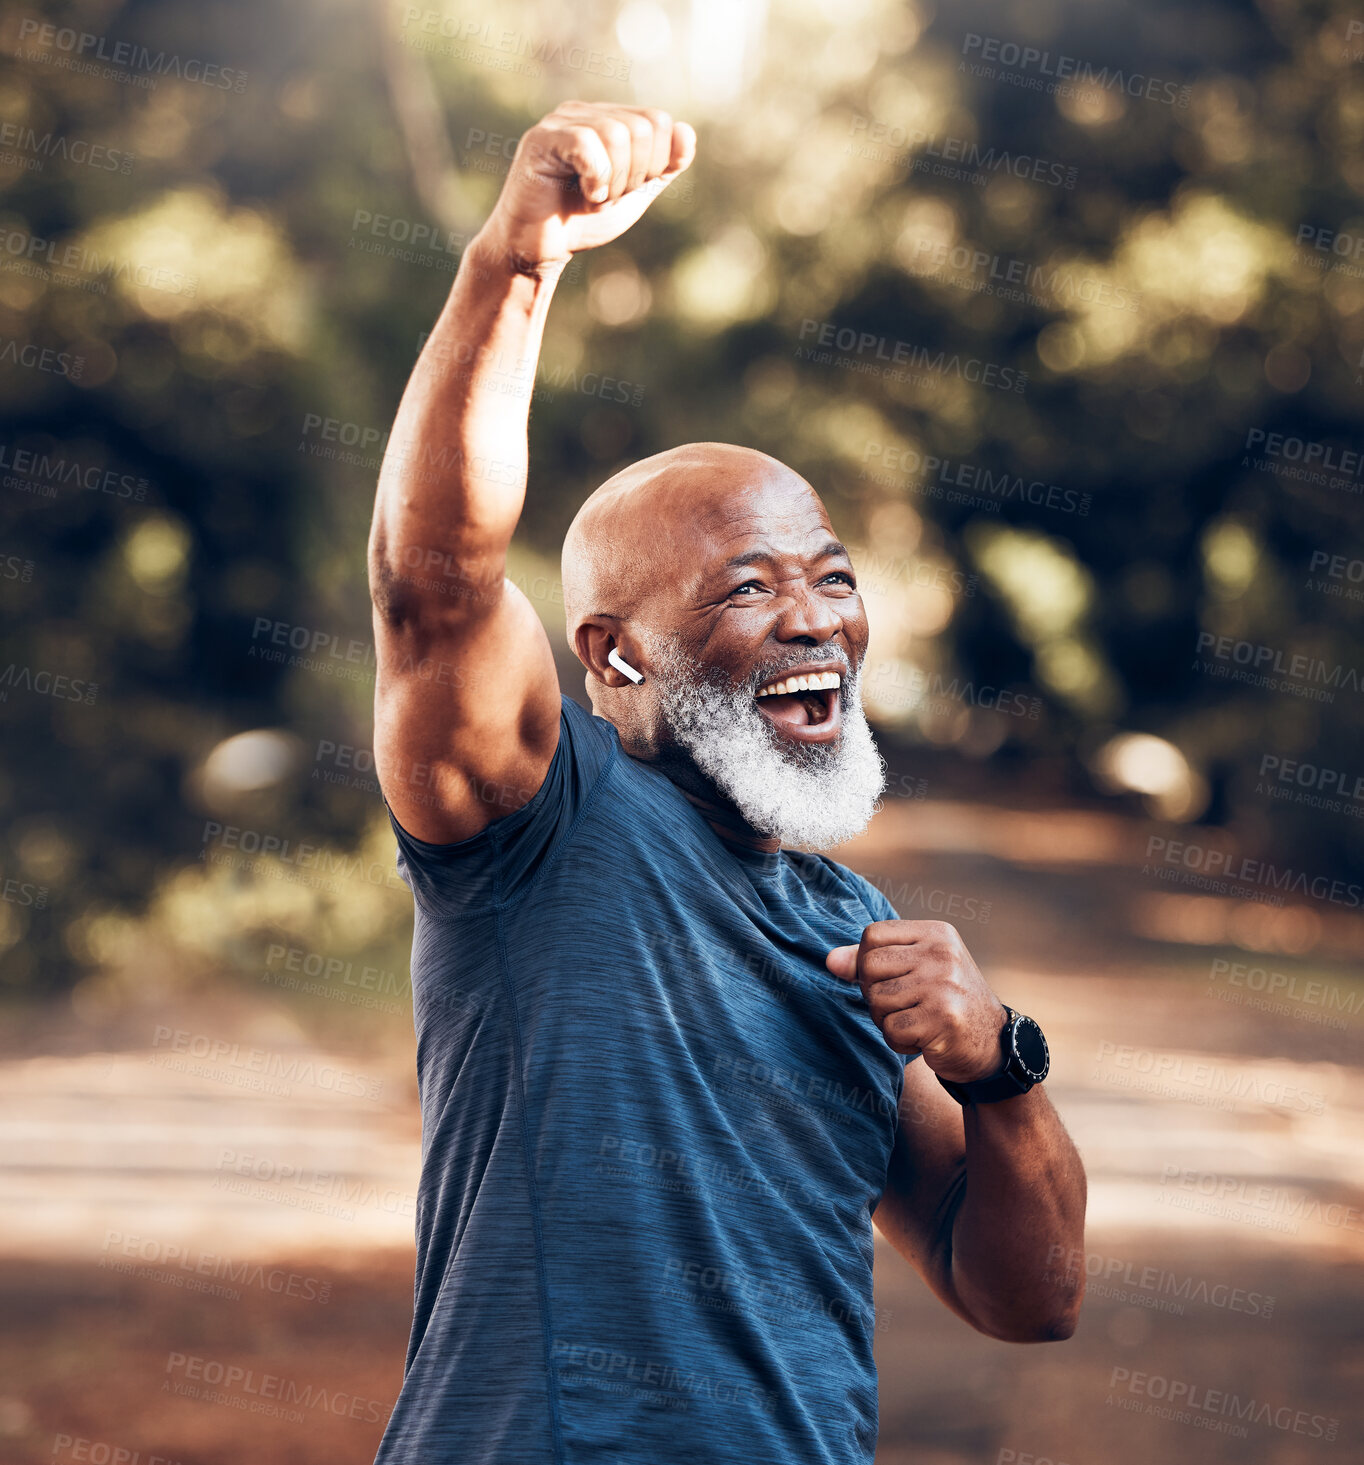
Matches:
[937,1006,1050,1106]
[469,223,571,286]
[942,1004,1012,1084]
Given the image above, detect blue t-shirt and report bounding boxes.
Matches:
[374,694,917,1465]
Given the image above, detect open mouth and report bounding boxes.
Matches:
[755,669,842,736]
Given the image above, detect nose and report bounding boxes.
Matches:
[772,578,844,647]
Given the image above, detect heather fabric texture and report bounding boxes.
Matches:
[373,694,917,1465]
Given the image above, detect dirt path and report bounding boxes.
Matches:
[2,798,1361,1462]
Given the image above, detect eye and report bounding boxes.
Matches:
[731,579,767,597]
[821,571,856,589]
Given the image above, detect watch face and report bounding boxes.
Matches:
[1011,1015,1050,1082]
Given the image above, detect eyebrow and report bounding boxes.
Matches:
[721,540,850,571]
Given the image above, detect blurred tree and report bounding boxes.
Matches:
[0,0,1359,995]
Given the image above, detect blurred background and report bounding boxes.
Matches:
[1,0,1361,1460]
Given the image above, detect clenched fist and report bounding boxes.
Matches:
[481,100,696,271]
[826,921,1010,1083]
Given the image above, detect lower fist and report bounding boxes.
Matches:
[826,920,1009,1082]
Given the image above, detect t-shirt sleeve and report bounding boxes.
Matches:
[382,694,617,916]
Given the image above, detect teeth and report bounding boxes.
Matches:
[756,670,843,697]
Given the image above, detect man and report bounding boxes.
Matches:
[367,100,1086,1464]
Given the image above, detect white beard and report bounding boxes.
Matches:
[639,630,887,851]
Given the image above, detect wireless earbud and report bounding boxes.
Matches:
[608,647,645,684]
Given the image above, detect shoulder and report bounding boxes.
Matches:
[793,850,896,924]
[561,691,619,752]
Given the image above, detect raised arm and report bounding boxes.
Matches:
[367,101,695,843]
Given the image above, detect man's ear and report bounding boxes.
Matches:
[575,617,644,687]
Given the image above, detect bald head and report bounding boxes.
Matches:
[559,438,871,804]
[561,441,816,644]
[558,440,878,843]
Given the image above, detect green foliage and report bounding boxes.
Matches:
[1,0,1360,994]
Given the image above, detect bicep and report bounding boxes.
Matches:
[873,1057,972,1317]
[372,577,562,844]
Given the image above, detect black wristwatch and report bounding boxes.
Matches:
[937,1006,1050,1105]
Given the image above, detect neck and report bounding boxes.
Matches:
[677,788,780,854]
[624,741,781,853]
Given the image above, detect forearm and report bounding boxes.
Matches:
[948,1086,1086,1341]
[368,231,564,618]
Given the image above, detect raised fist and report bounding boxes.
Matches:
[480,100,695,270]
